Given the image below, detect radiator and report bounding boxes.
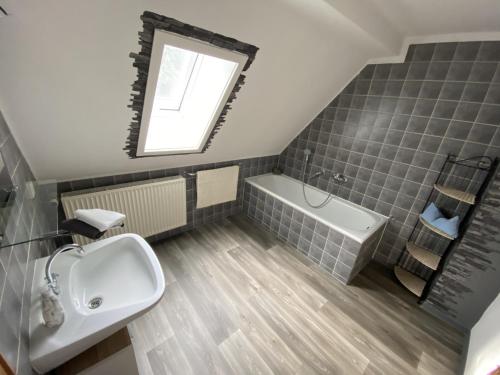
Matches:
[61,176,187,245]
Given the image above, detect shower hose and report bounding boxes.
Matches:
[301,157,334,209]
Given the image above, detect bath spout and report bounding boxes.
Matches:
[309,169,325,180]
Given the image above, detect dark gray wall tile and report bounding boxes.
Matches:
[432,42,457,61]
[0,111,43,374]
[446,61,473,81]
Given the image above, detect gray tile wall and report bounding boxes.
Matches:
[399,160,488,280]
[58,156,280,243]
[242,182,384,284]
[279,41,500,270]
[423,166,500,329]
[0,111,50,374]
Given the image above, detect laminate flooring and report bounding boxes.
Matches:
[128,215,464,375]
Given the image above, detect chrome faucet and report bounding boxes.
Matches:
[309,169,325,180]
[332,173,348,183]
[308,169,347,183]
[45,243,85,295]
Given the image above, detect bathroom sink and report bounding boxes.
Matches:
[29,233,165,374]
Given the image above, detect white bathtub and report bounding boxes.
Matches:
[245,173,388,243]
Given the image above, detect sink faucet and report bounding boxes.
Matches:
[45,243,85,295]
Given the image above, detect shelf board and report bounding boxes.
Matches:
[406,242,441,270]
[434,184,475,205]
[394,266,426,297]
[419,216,455,240]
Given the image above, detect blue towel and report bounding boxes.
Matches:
[421,202,444,223]
[421,202,460,238]
[432,216,460,238]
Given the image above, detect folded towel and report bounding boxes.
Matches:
[75,208,126,232]
[41,287,65,328]
[421,202,460,238]
[432,216,460,239]
[421,202,444,223]
[196,166,239,209]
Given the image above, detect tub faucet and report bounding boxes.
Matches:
[309,169,325,180]
[45,243,85,295]
[332,173,348,183]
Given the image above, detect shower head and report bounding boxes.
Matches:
[303,148,312,163]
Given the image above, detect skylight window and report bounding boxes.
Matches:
[136,30,248,156]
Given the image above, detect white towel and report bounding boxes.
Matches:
[41,287,65,328]
[196,166,239,209]
[75,208,126,232]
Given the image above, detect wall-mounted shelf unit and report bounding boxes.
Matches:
[394,266,426,297]
[418,215,455,240]
[405,242,440,271]
[434,184,476,205]
[395,154,499,303]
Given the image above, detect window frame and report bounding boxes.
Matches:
[126,11,258,159]
[136,30,248,157]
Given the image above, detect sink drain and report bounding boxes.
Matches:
[88,297,103,309]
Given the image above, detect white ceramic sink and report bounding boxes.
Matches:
[29,233,165,374]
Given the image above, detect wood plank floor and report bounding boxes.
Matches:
[128,215,464,375]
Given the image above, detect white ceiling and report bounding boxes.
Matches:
[1,0,500,181]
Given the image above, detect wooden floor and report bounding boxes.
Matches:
[128,215,464,375]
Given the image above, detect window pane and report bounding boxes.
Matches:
[145,48,238,153]
[153,45,197,111]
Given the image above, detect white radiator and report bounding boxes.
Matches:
[61,176,187,245]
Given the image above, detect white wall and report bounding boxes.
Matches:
[464,293,500,375]
[366,0,500,38]
[0,0,387,181]
[1,0,500,181]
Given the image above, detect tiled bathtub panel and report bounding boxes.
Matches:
[243,182,382,284]
[351,225,385,279]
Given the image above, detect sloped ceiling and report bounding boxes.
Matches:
[0,0,500,181]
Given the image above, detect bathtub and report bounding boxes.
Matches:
[243,173,389,283]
